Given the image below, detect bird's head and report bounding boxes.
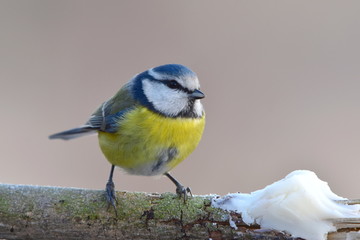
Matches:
[132,64,205,118]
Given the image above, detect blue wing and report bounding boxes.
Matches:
[49,83,136,140]
[86,108,131,133]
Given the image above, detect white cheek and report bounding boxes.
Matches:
[142,79,188,116]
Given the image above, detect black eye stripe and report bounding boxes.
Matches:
[164,80,192,94]
[166,80,181,89]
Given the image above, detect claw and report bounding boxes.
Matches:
[176,185,193,203]
[165,172,192,203]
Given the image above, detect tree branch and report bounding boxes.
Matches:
[0,183,359,239]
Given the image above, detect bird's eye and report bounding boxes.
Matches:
[166,80,181,89]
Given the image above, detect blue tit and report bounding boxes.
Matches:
[49,64,205,208]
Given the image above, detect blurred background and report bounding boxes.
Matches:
[1,1,360,198]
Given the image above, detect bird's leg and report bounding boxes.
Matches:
[165,172,192,203]
[105,165,118,215]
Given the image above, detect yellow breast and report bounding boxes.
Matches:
[98,106,205,176]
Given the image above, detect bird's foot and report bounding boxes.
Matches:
[165,172,192,203]
[175,184,193,203]
[105,180,118,216]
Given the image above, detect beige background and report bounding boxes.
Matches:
[1,1,359,198]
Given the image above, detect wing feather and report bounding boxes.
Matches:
[86,82,137,133]
[49,82,137,140]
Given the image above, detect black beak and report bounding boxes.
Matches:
[189,89,205,99]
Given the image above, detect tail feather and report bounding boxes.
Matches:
[49,125,97,140]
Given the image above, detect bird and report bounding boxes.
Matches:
[49,64,205,209]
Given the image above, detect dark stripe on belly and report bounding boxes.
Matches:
[152,147,178,173]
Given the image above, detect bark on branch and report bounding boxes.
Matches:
[0,183,359,240]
